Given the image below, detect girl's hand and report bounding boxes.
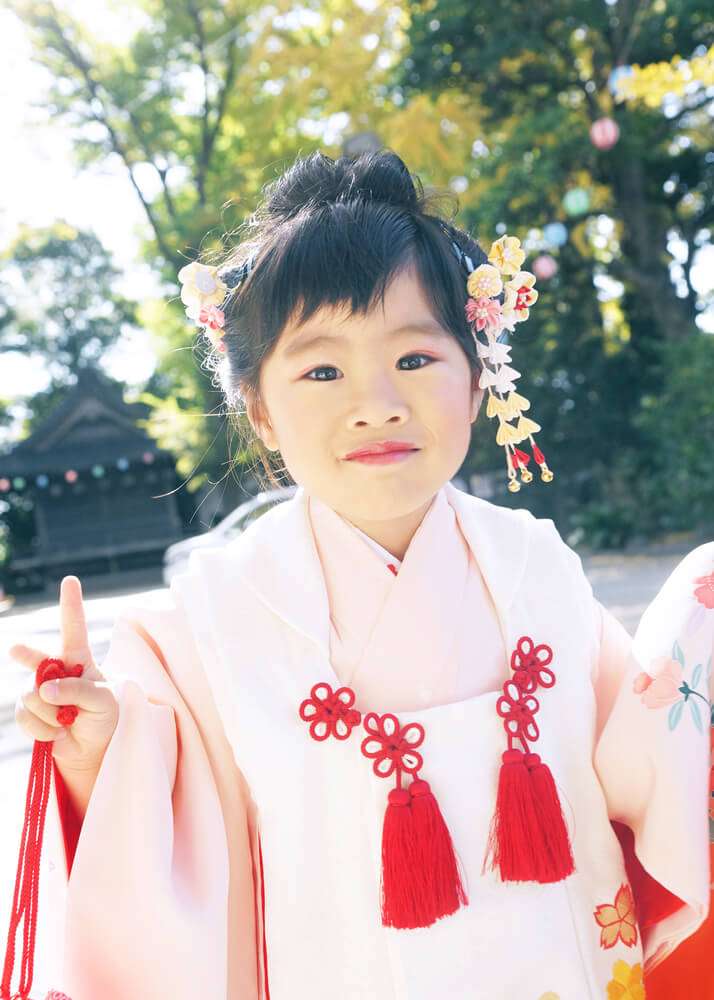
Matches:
[10,575,119,772]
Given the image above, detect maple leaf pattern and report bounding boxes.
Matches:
[594,883,638,949]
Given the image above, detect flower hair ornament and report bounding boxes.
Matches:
[455,234,554,493]
[176,256,255,352]
[177,232,552,492]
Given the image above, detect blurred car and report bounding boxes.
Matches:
[162,486,297,585]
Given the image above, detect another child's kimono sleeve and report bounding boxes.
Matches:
[42,598,263,1000]
[592,543,713,974]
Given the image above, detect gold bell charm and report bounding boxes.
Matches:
[531,442,554,483]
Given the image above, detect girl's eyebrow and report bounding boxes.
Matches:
[283,319,448,358]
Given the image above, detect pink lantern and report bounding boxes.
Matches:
[590,117,620,150]
[142,451,155,464]
[0,478,10,492]
[64,469,78,484]
[533,254,558,280]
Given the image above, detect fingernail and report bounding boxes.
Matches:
[41,680,59,700]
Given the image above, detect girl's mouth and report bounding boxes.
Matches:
[346,449,419,465]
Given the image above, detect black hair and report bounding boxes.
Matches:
[201,148,488,489]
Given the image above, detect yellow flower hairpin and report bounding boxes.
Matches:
[461,234,553,493]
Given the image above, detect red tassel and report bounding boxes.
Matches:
[526,753,575,881]
[512,447,531,468]
[532,443,545,465]
[380,780,467,929]
[483,748,541,880]
[484,749,574,884]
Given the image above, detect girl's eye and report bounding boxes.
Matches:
[302,353,436,381]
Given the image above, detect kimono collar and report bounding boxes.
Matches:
[226,482,532,658]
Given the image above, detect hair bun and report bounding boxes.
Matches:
[264,149,421,221]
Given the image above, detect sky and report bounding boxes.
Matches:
[0,1,159,428]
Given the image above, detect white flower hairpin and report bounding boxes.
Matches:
[177,257,254,352]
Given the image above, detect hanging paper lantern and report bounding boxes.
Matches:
[117,457,129,471]
[543,222,568,247]
[590,117,620,150]
[0,478,10,492]
[142,451,155,464]
[64,469,78,484]
[12,477,26,490]
[563,188,590,216]
[91,464,105,478]
[608,65,633,98]
[35,475,49,488]
[533,254,558,280]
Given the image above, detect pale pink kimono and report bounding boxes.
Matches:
[38,483,711,999]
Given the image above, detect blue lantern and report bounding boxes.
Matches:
[543,222,568,247]
[117,457,129,471]
[608,65,633,98]
[36,474,49,488]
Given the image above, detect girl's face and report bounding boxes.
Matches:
[246,263,483,539]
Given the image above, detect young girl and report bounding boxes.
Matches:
[8,150,712,1000]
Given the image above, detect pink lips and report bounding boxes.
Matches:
[348,451,417,465]
[344,442,419,466]
[344,440,418,460]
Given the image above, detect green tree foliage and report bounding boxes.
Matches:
[400,0,713,544]
[0,221,138,428]
[10,0,712,545]
[9,0,484,503]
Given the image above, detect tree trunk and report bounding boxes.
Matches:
[610,157,694,340]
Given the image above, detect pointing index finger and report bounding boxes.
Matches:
[59,576,91,663]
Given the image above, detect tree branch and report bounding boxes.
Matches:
[185,0,211,206]
[40,4,176,263]
[652,93,714,143]
[616,0,653,66]
[207,29,239,156]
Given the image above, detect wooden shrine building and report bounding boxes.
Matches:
[0,368,184,590]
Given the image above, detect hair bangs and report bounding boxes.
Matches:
[235,198,484,366]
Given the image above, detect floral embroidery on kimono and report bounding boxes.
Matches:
[606,959,645,999]
[594,884,638,949]
[630,559,714,848]
[632,640,711,733]
[694,567,714,844]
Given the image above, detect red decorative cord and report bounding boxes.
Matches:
[485,635,575,883]
[360,712,424,787]
[298,686,467,928]
[1,657,80,1000]
[299,683,361,741]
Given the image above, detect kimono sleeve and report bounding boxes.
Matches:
[41,597,262,1000]
[592,543,713,974]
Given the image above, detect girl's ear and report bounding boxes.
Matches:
[243,385,279,452]
[471,381,485,424]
